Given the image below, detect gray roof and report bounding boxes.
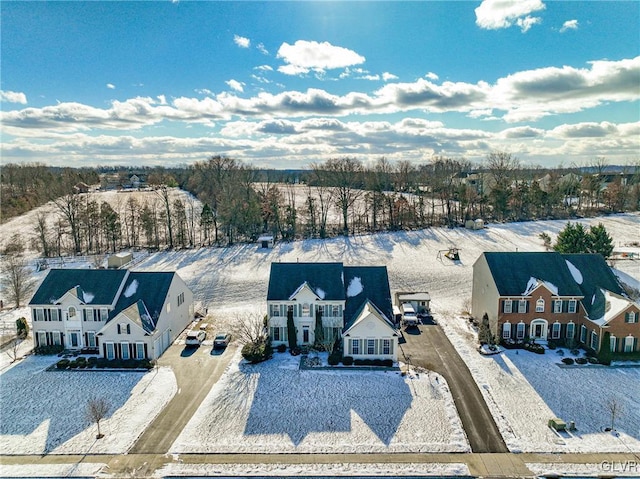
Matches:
[112,272,175,327]
[483,252,583,297]
[267,262,392,327]
[267,263,345,301]
[29,269,128,306]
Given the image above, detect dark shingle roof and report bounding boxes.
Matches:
[483,252,583,297]
[112,272,175,323]
[560,254,624,319]
[343,266,393,328]
[267,263,345,301]
[29,269,128,306]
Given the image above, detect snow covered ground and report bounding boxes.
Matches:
[0,355,176,454]
[172,350,469,454]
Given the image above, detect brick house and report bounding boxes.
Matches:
[472,252,639,354]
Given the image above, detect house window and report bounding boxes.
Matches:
[52,331,62,346]
[502,323,511,339]
[126,324,131,334]
[87,331,96,348]
[536,299,545,313]
[83,308,92,321]
[351,339,360,355]
[136,343,145,360]
[516,322,525,339]
[270,304,280,317]
[166,302,171,313]
[100,308,108,321]
[301,303,311,317]
[121,343,130,360]
[35,308,45,321]
[566,322,575,339]
[105,343,115,360]
[518,300,527,313]
[624,336,635,353]
[625,311,638,323]
[51,309,59,321]
[177,292,184,307]
[590,331,599,350]
[37,331,47,347]
[553,300,562,313]
[332,305,341,317]
[551,323,561,339]
[610,335,617,353]
[504,300,512,314]
[367,339,375,355]
[383,339,391,355]
[568,300,577,314]
[68,307,76,318]
[316,305,325,317]
[580,325,587,343]
[270,327,286,342]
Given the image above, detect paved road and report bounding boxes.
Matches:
[128,340,237,454]
[399,319,508,454]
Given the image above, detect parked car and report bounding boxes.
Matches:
[213,332,231,349]
[185,330,206,346]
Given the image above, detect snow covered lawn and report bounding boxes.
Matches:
[439,315,640,453]
[0,355,176,454]
[172,351,469,453]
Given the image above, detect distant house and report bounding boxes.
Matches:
[394,292,431,314]
[266,262,398,361]
[107,252,133,268]
[257,235,275,249]
[29,269,194,360]
[472,252,639,354]
[73,182,90,194]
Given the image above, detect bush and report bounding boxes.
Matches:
[342,356,354,366]
[547,341,557,350]
[570,349,580,356]
[290,346,301,356]
[67,360,78,368]
[575,357,587,364]
[87,357,98,364]
[524,342,545,354]
[587,357,599,364]
[56,359,70,369]
[75,356,87,363]
[562,357,575,365]
[382,359,393,367]
[34,345,64,356]
[328,352,341,366]
[242,339,272,364]
[276,343,287,353]
[16,317,29,338]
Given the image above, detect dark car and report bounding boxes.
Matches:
[213,332,231,349]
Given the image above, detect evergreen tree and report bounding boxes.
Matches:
[588,223,614,258]
[314,307,324,348]
[478,313,495,345]
[286,307,297,351]
[553,222,590,253]
[599,331,612,365]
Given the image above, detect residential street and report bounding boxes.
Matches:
[398,319,508,453]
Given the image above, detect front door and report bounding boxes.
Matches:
[303,326,310,344]
[69,332,80,348]
[534,324,542,338]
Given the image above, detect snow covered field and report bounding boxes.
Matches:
[172,351,469,454]
[0,355,176,454]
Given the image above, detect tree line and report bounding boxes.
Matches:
[2,154,639,257]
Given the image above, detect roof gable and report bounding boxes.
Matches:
[29,269,128,306]
[343,266,393,328]
[343,300,398,337]
[111,272,175,325]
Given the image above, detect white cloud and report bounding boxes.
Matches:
[0,90,28,104]
[382,72,399,81]
[233,34,250,48]
[257,43,269,55]
[276,40,365,75]
[196,88,215,96]
[425,72,439,81]
[255,65,273,72]
[560,19,579,33]
[225,79,245,92]
[106,83,116,90]
[475,0,545,31]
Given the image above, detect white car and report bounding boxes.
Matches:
[185,330,206,346]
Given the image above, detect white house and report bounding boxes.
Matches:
[29,269,193,360]
[266,262,399,361]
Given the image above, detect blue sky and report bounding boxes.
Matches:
[1,1,638,168]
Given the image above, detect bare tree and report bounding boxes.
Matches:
[0,237,35,308]
[234,312,268,344]
[53,193,84,254]
[85,397,110,439]
[5,336,24,363]
[322,157,364,235]
[604,396,624,431]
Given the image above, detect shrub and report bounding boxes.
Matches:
[290,346,301,356]
[575,357,588,364]
[570,349,580,356]
[342,356,354,366]
[524,342,545,354]
[67,360,78,369]
[56,359,70,369]
[34,345,64,355]
[16,317,29,338]
[76,356,87,363]
[328,352,341,365]
[276,343,287,353]
[547,341,557,350]
[562,357,574,365]
[242,339,272,364]
[587,357,599,364]
[87,357,98,364]
[382,359,393,367]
